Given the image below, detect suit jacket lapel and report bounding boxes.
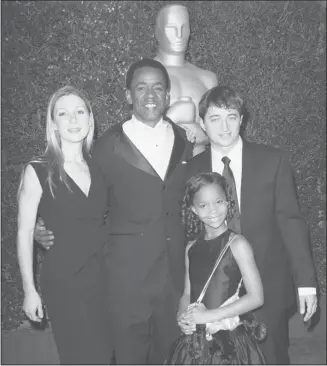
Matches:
[240,140,255,234]
[164,118,186,181]
[203,147,212,173]
[240,140,267,266]
[113,123,160,179]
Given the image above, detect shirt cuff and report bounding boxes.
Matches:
[298,287,316,296]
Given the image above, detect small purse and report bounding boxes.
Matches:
[205,279,243,340]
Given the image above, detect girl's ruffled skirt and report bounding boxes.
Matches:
[165,323,266,365]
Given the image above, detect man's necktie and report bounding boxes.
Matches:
[222,156,241,234]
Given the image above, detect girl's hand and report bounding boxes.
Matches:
[23,290,44,322]
[177,312,196,335]
[177,303,198,334]
[184,303,209,324]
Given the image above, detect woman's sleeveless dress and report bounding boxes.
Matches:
[165,229,267,365]
[30,159,112,365]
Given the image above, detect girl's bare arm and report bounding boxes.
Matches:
[206,235,264,322]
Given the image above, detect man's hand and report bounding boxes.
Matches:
[180,124,197,144]
[299,294,318,322]
[180,123,209,151]
[34,217,54,250]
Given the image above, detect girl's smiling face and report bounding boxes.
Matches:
[191,183,228,231]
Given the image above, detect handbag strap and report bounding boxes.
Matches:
[196,233,239,304]
[236,278,243,294]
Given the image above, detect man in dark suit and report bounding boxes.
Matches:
[35,58,193,364]
[91,58,193,364]
[186,85,318,364]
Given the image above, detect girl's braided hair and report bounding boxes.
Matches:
[181,172,236,241]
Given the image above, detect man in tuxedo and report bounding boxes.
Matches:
[35,58,193,364]
[92,58,194,365]
[186,85,318,364]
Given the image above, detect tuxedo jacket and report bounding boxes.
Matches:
[186,140,317,313]
[92,117,193,321]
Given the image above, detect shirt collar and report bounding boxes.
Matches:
[211,137,243,161]
[131,114,166,130]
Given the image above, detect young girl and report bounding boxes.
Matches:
[16,86,111,364]
[165,172,267,364]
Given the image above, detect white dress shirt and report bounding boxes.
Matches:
[123,115,174,180]
[211,137,315,296]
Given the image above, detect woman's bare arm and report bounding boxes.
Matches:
[17,164,44,321]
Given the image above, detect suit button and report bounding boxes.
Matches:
[166,236,171,241]
[166,212,169,216]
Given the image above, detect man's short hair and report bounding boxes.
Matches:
[125,58,171,91]
[199,86,245,119]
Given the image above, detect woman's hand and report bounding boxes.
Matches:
[183,303,209,325]
[23,290,44,322]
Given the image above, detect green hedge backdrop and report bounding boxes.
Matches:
[1,0,326,330]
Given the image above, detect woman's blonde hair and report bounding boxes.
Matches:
[19,86,95,198]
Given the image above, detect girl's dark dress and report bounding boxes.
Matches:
[165,229,267,365]
[30,160,112,365]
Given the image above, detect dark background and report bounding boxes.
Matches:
[1,0,326,330]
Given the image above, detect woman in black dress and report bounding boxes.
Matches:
[16,86,112,364]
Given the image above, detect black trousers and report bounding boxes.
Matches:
[258,308,290,365]
[41,255,112,365]
[111,280,181,365]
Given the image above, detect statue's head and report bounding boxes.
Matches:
[155,4,190,55]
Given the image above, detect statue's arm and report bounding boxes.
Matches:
[165,98,195,125]
[204,70,218,89]
[186,70,217,154]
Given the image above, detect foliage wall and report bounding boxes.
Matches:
[1,1,326,330]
